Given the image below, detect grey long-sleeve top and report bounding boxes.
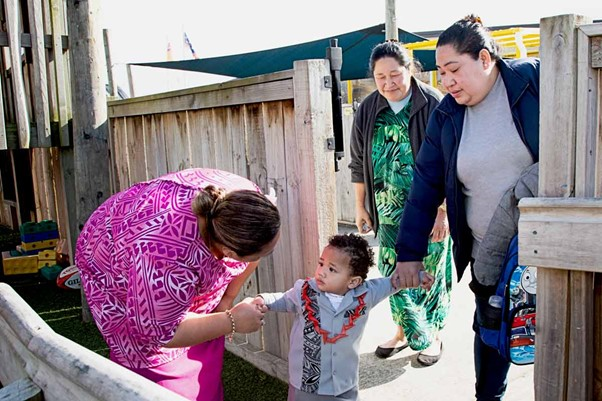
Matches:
[261,277,397,396]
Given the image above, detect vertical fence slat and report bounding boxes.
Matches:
[110,117,130,191]
[243,102,272,351]
[143,114,167,180]
[163,111,191,172]
[49,0,70,146]
[125,116,147,183]
[211,108,234,172]
[4,0,31,148]
[27,0,51,146]
[263,101,293,360]
[228,106,247,178]
[188,109,217,169]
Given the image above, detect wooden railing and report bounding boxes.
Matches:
[0,283,189,401]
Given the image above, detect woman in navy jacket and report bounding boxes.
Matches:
[393,15,539,400]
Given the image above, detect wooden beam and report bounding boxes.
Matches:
[0,32,69,49]
[103,29,118,99]
[385,0,398,41]
[519,198,602,271]
[27,0,52,147]
[108,79,294,118]
[49,0,71,146]
[4,0,31,148]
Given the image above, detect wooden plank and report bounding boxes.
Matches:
[27,0,51,146]
[534,269,570,401]
[335,105,355,223]
[110,117,130,191]
[211,108,234,172]
[567,271,594,401]
[0,32,69,49]
[539,15,584,198]
[0,50,7,149]
[0,283,190,401]
[108,79,294,118]
[103,29,117,99]
[163,111,191,172]
[49,0,70,146]
[109,69,294,107]
[49,147,72,257]
[594,273,602,399]
[125,116,147,183]
[593,37,602,69]
[263,101,292,360]
[579,23,602,37]
[0,378,43,401]
[142,114,167,180]
[519,198,602,271]
[568,25,597,401]
[4,0,31,148]
[576,27,599,199]
[188,108,217,168]
[292,59,337,277]
[243,102,275,352]
[228,106,248,178]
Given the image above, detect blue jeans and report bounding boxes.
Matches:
[473,296,511,401]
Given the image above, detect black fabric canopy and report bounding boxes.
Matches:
[134,24,432,81]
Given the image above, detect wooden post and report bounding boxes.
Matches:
[385,0,398,41]
[66,0,111,322]
[126,63,135,97]
[532,14,593,401]
[27,0,51,147]
[292,59,338,278]
[4,0,31,148]
[103,29,117,99]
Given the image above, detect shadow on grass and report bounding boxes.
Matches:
[11,278,288,400]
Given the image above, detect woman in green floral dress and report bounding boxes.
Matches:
[349,42,453,365]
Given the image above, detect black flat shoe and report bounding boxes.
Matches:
[416,342,443,366]
[374,342,409,359]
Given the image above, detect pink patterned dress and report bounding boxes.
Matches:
[75,168,259,400]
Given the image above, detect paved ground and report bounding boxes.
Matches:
[337,225,534,401]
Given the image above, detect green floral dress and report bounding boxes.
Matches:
[372,102,453,351]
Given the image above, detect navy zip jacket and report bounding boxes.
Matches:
[395,58,540,281]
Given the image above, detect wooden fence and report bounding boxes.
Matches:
[518,14,602,400]
[107,59,338,380]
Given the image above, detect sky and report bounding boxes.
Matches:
[99,1,601,97]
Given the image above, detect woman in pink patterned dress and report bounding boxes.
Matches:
[75,168,281,401]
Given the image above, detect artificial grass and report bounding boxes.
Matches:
[11,279,288,401]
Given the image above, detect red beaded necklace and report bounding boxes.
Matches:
[301,280,366,344]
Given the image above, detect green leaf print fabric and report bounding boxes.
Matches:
[372,103,453,351]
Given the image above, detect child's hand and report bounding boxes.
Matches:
[252,295,268,313]
[419,270,435,291]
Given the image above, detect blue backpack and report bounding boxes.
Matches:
[479,235,537,365]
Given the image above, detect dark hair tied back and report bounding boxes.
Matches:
[437,14,501,62]
[192,186,280,258]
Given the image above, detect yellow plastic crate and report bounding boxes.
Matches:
[38,249,57,261]
[20,239,57,252]
[2,255,39,275]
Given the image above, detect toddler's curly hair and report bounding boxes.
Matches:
[328,233,375,280]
